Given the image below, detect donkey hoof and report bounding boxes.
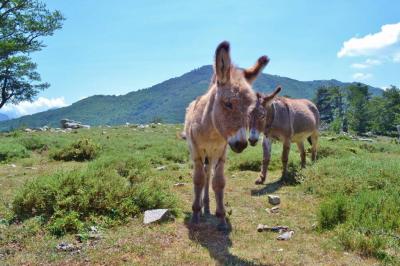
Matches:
[217,222,228,232]
[255,178,265,185]
[191,213,200,224]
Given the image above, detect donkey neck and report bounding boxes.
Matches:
[198,86,225,140]
[264,101,275,131]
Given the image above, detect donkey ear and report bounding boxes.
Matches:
[244,56,270,84]
[214,41,231,85]
[262,86,281,107]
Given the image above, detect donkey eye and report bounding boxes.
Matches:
[224,102,233,110]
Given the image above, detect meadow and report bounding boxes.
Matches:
[0,124,399,265]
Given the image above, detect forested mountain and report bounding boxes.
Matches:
[0,65,382,131]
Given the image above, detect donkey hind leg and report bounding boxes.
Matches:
[297,141,306,168]
[311,131,318,162]
[191,158,206,224]
[203,158,211,216]
[256,136,272,185]
[281,139,291,179]
[213,156,227,231]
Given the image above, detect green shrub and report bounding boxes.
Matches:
[48,211,84,237]
[318,194,347,230]
[51,138,100,161]
[12,159,178,235]
[337,225,386,259]
[0,142,29,162]
[20,136,47,151]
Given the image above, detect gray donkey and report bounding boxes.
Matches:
[248,87,320,184]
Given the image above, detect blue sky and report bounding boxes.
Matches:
[3,0,400,117]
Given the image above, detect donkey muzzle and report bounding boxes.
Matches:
[248,129,260,146]
[228,127,248,153]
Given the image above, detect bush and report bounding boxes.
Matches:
[20,136,47,151]
[0,142,29,162]
[12,159,178,236]
[51,138,100,161]
[48,211,84,237]
[318,194,347,230]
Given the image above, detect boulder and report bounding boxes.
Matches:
[60,119,90,129]
[143,209,170,224]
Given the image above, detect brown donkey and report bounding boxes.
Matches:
[248,87,320,184]
[184,41,268,230]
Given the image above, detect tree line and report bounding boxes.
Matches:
[314,84,400,136]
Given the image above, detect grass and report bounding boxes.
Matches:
[0,125,399,265]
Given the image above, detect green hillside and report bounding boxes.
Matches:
[0,65,382,131]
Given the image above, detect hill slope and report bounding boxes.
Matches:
[0,65,382,130]
[0,113,9,121]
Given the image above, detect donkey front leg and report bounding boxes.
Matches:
[213,157,227,231]
[281,139,291,178]
[203,161,211,216]
[191,158,206,224]
[255,136,272,185]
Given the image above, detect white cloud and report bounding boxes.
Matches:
[351,58,382,69]
[338,22,400,58]
[352,72,372,81]
[1,97,67,118]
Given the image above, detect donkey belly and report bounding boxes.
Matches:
[291,131,313,143]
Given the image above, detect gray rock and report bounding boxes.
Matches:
[56,242,77,251]
[268,195,281,205]
[143,209,170,224]
[266,206,280,214]
[60,118,90,129]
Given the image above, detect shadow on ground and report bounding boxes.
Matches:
[184,212,271,266]
[250,163,301,196]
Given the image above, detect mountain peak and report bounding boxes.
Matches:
[0,67,382,131]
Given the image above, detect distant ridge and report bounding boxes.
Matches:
[0,113,9,122]
[0,65,382,131]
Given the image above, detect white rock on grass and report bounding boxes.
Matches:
[143,209,170,224]
[277,230,294,240]
[156,166,167,171]
[268,195,280,205]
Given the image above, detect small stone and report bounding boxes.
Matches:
[311,222,317,229]
[174,182,185,187]
[266,206,280,214]
[268,195,280,205]
[156,166,166,171]
[9,164,16,168]
[143,209,170,224]
[56,242,76,251]
[277,230,294,240]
